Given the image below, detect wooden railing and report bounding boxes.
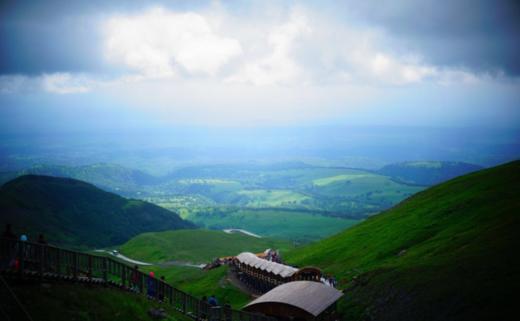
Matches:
[0,237,275,321]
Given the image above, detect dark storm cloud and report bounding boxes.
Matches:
[338,0,520,75]
[0,0,202,75]
[0,1,107,74]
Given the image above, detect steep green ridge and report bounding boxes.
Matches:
[4,282,191,321]
[378,161,482,186]
[120,229,293,264]
[286,161,519,321]
[0,175,195,248]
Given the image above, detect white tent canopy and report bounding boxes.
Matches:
[236,252,298,278]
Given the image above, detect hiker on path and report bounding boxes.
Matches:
[208,294,218,307]
[147,271,156,299]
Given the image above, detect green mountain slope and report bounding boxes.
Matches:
[120,229,293,264]
[0,175,195,248]
[286,161,519,321]
[378,161,482,186]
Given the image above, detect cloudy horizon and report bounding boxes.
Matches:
[1,0,519,131]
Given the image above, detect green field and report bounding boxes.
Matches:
[236,189,310,207]
[119,229,293,264]
[286,161,519,320]
[182,209,360,243]
[142,165,424,218]
[118,229,292,308]
[2,162,441,246]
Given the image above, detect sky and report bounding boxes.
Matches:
[0,0,519,133]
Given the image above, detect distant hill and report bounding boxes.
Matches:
[120,229,293,264]
[0,175,195,248]
[378,161,482,185]
[287,161,519,321]
[0,163,159,196]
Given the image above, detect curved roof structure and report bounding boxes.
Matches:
[236,252,298,278]
[244,281,343,317]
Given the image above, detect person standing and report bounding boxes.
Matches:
[208,294,218,307]
[147,271,156,299]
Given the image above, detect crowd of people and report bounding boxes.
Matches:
[322,275,338,288]
[128,265,169,303]
[1,223,48,245]
[1,224,49,271]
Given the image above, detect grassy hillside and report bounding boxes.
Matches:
[4,282,191,321]
[2,162,424,242]
[138,265,251,309]
[0,175,195,248]
[378,161,482,186]
[120,229,293,264]
[180,208,359,243]
[119,229,293,308]
[286,161,519,321]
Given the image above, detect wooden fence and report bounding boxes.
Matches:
[0,237,275,321]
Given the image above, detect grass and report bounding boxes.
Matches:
[6,281,192,321]
[119,229,293,264]
[137,265,252,309]
[312,173,374,186]
[183,209,360,243]
[0,175,194,249]
[286,160,520,321]
[119,229,294,308]
[236,189,310,207]
[147,165,425,220]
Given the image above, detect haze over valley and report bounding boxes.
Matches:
[0,1,519,321]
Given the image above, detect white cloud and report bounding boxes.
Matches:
[0,75,29,94]
[104,8,242,77]
[42,73,91,94]
[2,3,508,128]
[227,9,310,86]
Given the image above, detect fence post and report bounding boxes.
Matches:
[194,295,199,319]
[18,241,25,276]
[39,244,44,280]
[102,257,108,283]
[139,272,144,293]
[73,252,78,280]
[182,293,187,314]
[56,248,61,276]
[121,264,126,288]
[88,255,92,280]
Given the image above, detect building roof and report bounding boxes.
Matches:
[236,252,298,278]
[244,281,343,317]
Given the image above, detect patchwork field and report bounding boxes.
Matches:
[3,162,431,243]
[138,164,424,242]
